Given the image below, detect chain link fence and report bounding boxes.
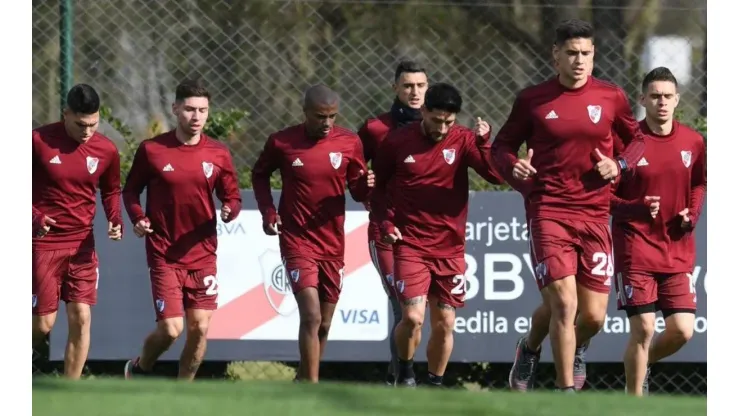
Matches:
[32,0,706,394]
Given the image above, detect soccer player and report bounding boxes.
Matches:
[611,67,706,396]
[372,83,503,387]
[251,85,374,383]
[122,79,242,380]
[357,60,428,385]
[32,84,123,379]
[507,58,621,392]
[492,19,646,392]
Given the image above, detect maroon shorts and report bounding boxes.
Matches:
[369,239,395,298]
[394,256,467,308]
[149,265,219,321]
[32,248,99,315]
[529,218,613,294]
[616,271,697,317]
[283,256,345,304]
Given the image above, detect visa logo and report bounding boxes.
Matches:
[216,222,246,236]
[340,309,380,324]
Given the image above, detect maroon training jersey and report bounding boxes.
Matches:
[358,112,394,164]
[371,122,503,258]
[122,131,242,268]
[251,124,370,260]
[491,76,646,223]
[611,120,706,273]
[32,122,122,250]
[358,112,395,242]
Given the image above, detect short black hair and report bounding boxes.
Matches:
[394,60,426,82]
[642,67,679,92]
[554,19,594,46]
[423,83,462,114]
[175,78,211,102]
[303,84,340,109]
[66,84,100,115]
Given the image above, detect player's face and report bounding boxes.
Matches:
[394,72,428,109]
[640,80,680,123]
[173,96,209,136]
[553,38,594,83]
[421,108,456,142]
[304,102,339,138]
[63,110,99,143]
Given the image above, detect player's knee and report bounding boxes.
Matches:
[34,314,56,336]
[300,311,322,332]
[318,320,332,340]
[532,302,552,325]
[401,309,425,330]
[577,309,605,334]
[629,315,655,345]
[157,318,184,341]
[665,314,694,345]
[186,318,210,340]
[545,280,578,321]
[66,303,92,330]
[430,314,455,335]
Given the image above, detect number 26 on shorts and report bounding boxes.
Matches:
[591,252,614,285]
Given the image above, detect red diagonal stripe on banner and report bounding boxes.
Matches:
[207,222,370,339]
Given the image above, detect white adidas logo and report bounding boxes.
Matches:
[545,110,558,120]
[292,158,303,167]
[637,157,649,167]
[162,164,174,172]
[403,155,415,163]
[49,155,61,164]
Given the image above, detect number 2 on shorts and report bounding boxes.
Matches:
[203,275,218,295]
[451,274,467,295]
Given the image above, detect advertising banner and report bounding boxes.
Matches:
[50,191,706,363]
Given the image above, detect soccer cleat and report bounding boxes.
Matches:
[558,386,577,393]
[508,336,541,392]
[395,359,416,388]
[423,372,444,388]
[573,341,590,390]
[123,357,151,379]
[384,363,396,386]
[642,366,651,396]
[396,376,417,388]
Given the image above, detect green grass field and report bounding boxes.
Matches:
[33,378,706,416]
